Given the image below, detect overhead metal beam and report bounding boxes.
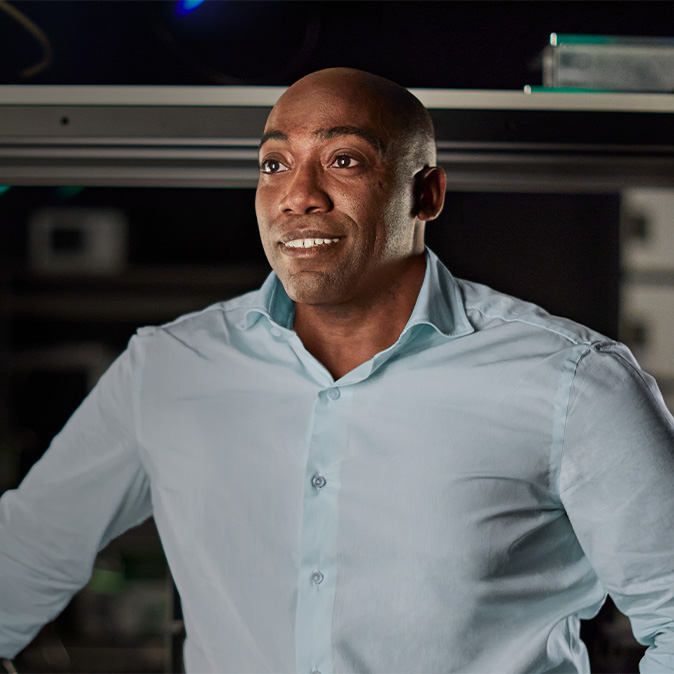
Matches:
[1,86,673,191]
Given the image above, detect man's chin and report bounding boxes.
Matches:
[281,271,346,307]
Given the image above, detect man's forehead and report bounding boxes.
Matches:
[261,79,395,143]
[258,125,386,155]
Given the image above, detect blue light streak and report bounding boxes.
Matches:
[175,0,208,16]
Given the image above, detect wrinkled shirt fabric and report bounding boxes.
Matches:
[1,248,673,673]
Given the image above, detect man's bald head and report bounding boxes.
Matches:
[256,66,447,311]
[269,67,437,172]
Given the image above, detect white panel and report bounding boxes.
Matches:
[621,284,674,377]
[28,208,128,275]
[622,188,674,271]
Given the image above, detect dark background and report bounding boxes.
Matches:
[2,1,674,88]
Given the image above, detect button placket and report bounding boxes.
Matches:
[296,386,351,674]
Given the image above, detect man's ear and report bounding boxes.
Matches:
[413,166,446,221]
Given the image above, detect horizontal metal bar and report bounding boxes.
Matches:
[2,85,674,112]
[1,88,673,191]
[2,157,672,191]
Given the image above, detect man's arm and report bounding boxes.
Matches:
[0,337,152,658]
[560,342,674,673]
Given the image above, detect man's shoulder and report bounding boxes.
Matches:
[134,286,265,341]
[455,277,608,349]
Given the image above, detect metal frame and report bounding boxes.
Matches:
[1,85,673,191]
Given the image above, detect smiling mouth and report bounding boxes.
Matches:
[283,237,340,249]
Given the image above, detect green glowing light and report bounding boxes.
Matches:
[55,185,85,200]
[88,567,124,594]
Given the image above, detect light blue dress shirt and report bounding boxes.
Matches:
[1,248,673,673]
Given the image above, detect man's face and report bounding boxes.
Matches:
[255,78,423,309]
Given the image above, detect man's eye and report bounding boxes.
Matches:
[260,159,288,174]
[331,155,360,169]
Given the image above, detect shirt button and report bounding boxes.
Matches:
[311,571,324,585]
[326,387,340,400]
[312,475,326,489]
[270,327,282,337]
[311,669,321,674]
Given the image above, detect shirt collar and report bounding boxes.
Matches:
[238,271,295,331]
[400,247,474,340]
[239,247,474,340]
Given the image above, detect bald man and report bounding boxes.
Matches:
[1,68,673,674]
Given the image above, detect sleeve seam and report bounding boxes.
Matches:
[550,343,595,499]
[130,333,148,470]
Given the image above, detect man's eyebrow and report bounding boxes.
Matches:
[314,126,386,156]
[258,125,387,156]
[258,130,288,149]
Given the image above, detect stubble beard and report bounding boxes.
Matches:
[281,259,360,308]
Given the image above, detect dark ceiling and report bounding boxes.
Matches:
[2,1,673,89]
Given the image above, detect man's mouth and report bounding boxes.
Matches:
[283,237,340,249]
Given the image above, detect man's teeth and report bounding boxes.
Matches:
[284,238,339,248]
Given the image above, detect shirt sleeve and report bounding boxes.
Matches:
[559,341,674,673]
[0,335,152,658]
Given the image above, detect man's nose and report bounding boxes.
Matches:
[279,163,332,214]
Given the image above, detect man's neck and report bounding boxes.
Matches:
[292,255,426,380]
